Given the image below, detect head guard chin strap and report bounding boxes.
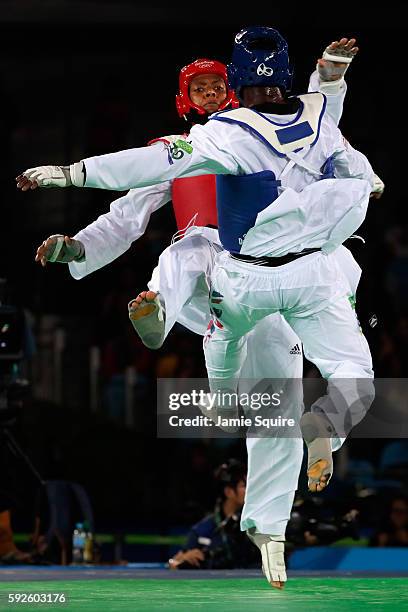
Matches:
[175,58,239,122]
[227,26,293,100]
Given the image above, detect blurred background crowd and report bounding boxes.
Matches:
[0,2,407,566]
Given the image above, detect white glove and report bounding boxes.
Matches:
[371,173,385,198]
[23,166,71,188]
[21,162,84,188]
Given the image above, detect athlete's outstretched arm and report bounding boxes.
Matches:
[35,182,171,277]
[17,130,239,192]
[309,38,384,198]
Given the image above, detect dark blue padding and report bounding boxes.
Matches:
[320,155,335,179]
[216,171,281,252]
[276,121,313,145]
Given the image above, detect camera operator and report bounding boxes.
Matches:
[286,494,359,549]
[169,459,258,570]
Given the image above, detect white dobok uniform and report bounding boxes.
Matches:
[68,76,369,537]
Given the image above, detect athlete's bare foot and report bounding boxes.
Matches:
[128,290,165,350]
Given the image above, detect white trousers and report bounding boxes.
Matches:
[149,231,370,537]
[204,250,374,476]
[148,228,304,536]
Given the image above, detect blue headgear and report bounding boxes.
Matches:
[227,26,293,97]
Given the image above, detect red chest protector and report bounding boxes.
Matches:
[171,175,218,231]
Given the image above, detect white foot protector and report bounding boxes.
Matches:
[300,412,333,492]
[247,530,286,588]
[128,296,165,350]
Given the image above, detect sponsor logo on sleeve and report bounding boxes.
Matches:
[175,139,193,154]
[167,139,193,165]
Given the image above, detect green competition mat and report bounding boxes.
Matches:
[0,577,407,611]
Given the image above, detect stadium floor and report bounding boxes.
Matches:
[0,569,407,611]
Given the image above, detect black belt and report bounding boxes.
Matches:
[229,248,321,267]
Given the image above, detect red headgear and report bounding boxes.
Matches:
[175,58,239,118]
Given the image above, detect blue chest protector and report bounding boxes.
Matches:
[216,171,281,252]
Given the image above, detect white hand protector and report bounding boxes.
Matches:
[322,45,355,65]
[318,42,355,83]
[317,39,358,97]
[22,162,84,188]
[43,235,85,263]
[23,166,71,188]
[371,173,385,195]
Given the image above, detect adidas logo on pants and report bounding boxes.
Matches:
[290,344,301,355]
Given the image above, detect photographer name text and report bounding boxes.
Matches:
[168,415,295,428]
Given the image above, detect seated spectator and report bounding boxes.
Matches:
[372,496,408,547]
[168,459,258,569]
